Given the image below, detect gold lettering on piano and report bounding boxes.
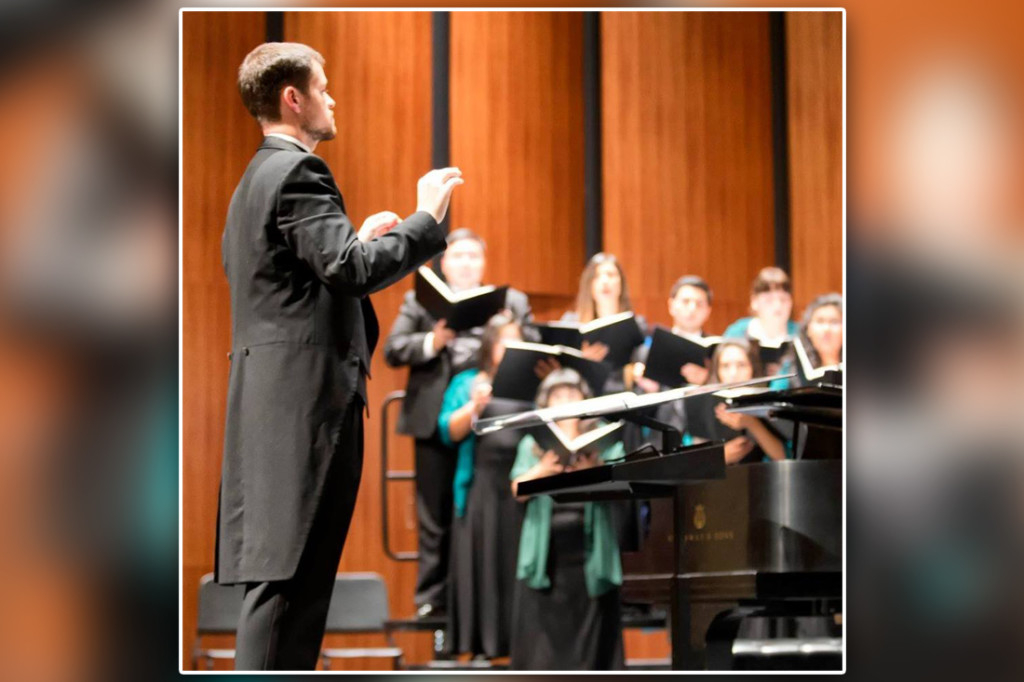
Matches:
[683,530,735,543]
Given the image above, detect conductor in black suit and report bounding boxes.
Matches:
[383,229,534,618]
[214,42,463,670]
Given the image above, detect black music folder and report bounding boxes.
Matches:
[528,421,624,467]
[414,266,509,332]
[535,321,584,348]
[535,312,644,367]
[644,326,722,388]
[685,387,771,442]
[793,335,843,383]
[491,340,611,403]
[754,337,792,368]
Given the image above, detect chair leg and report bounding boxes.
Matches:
[321,653,331,671]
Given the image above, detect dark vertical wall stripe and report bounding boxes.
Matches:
[265,11,284,43]
[432,11,451,242]
[583,12,603,259]
[769,12,791,273]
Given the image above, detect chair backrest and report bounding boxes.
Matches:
[196,573,245,634]
[323,573,391,633]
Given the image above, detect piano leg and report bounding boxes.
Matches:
[670,578,701,670]
[670,488,713,670]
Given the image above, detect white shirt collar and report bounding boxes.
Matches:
[266,133,311,153]
[672,325,704,338]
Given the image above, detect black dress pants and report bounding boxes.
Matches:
[234,397,364,670]
[413,431,456,608]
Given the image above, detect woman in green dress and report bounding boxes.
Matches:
[509,368,626,670]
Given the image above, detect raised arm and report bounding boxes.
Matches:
[277,157,461,297]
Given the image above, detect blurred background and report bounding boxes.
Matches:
[0,0,1022,680]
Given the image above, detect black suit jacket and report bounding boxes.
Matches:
[383,287,534,439]
[216,137,446,583]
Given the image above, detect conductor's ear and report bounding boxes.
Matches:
[281,85,301,115]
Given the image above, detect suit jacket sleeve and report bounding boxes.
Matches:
[276,155,446,297]
[383,291,435,368]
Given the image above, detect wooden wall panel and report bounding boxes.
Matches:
[787,11,844,313]
[285,10,435,667]
[450,11,586,298]
[181,10,266,670]
[601,12,776,335]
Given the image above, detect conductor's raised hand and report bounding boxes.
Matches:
[358,211,401,242]
[417,167,464,224]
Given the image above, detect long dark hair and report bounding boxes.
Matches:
[797,293,843,368]
[477,312,519,377]
[707,338,763,384]
[574,252,633,323]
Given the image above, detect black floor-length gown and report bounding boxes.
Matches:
[509,502,624,670]
[447,397,526,657]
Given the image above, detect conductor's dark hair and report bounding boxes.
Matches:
[669,275,713,305]
[478,312,519,377]
[238,42,324,123]
[445,228,487,250]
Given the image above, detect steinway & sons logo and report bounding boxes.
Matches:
[685,502,734,542]
[693,503,706,530]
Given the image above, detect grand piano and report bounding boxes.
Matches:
[515,380,843,670]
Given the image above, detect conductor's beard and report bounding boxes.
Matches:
[303,119,337,144]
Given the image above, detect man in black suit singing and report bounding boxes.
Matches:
[383,229,534,619]
[214,42,463,670]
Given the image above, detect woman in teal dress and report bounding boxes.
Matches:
[509,368,626,670]
[438,312,525,659]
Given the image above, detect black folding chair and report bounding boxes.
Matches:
[191,573,244,670]
[320,573,404,670]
